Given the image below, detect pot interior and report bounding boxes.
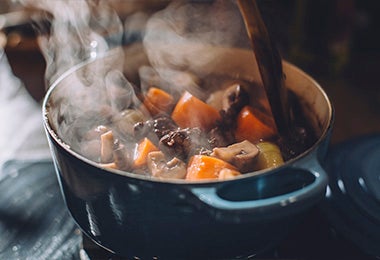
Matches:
[44,45,332,180]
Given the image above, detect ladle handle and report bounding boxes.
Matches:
[190,154,328,221]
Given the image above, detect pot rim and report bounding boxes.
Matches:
[42,49,334,185]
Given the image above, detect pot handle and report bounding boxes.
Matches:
[190,156,328,213]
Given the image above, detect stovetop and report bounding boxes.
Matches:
[0,136,379,259]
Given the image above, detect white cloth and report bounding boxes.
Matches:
[0,48,51,171]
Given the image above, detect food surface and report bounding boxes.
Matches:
[68,71,316,181]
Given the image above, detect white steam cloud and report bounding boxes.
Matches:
[144,0,249,81]
[20,0,123,86]
[23,0,262,165]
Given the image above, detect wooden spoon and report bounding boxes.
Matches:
[237,0,292,140]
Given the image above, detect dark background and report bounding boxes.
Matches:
[259,0,380,144]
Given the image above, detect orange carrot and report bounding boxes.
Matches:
[218,168,241,180]
[143,87,174,116]
[171,91,221,131]
[134,138,159,168]
[235,106,277,143]
[186,155,239,181]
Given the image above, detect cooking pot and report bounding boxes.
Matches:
[43,46,333,259]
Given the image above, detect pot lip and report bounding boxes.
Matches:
[42,52,334,185]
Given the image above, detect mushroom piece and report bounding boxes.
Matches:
[114,109,146,135]
[222,83,250,113]
[83,125,110,141]
[99,142,133,171]
[100,130,116,163]
[80,125,110,162]
[113,142,133,171]
[206,88,225,111]
[100,162,118,170]
[211,140,259,173]
[147,151,187,179]
[207,83,251,148]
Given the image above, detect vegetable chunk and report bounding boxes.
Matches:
[143,87,175,116]
[134,138,159,168]
[186,155,240,181]
[235,106,277,143]
[172,91,221,131]
[254,142,284,170]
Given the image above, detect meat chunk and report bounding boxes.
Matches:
[134,114,178,143]
[208,125,235,148]
[159,127,208,160]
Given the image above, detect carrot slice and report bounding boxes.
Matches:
[171,91,221,131]
[218,168,241,180]
[186,155,239,181]
[235,106,277,143]
[143,87,174,116]
[134,138,159,168]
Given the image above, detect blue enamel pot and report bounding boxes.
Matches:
[43,47,333,259]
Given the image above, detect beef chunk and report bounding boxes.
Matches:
[159,127,209,160]
[134,114,178,143]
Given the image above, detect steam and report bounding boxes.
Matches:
[144,0,248,69]
[18,0,131,154]
[20,0,123,86]
[22,0,261,167]
[143,0,249,92]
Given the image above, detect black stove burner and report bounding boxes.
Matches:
[80,208,374,259]
[321,134,380,258]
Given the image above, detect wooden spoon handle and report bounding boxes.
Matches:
[237,0,291,139]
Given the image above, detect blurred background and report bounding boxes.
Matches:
[1,0,379,145]
[1,1,379,259]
